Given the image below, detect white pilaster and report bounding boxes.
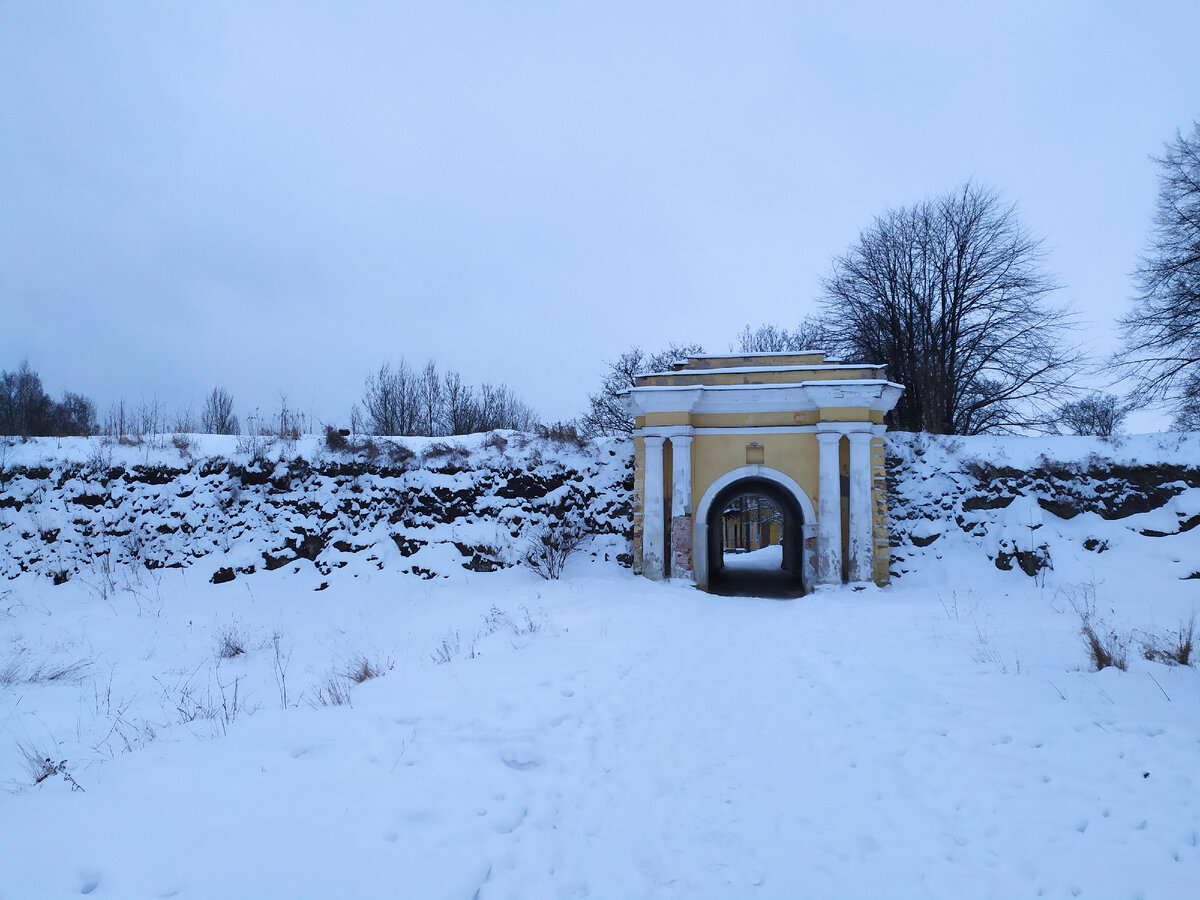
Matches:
[815,430,843,585]
[669,434,694,579]
[641,436,666,580]
[847,430,874,583]
[669,434,693,518]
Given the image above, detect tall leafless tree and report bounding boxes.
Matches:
[1116,121,1200,427]
[360,361,417,436]
[581,342,704,436]
[416,361,442,437]
[201,387,240,435]
[362,361,537,436]
[442,370,476,436]
[820,183,1078,434]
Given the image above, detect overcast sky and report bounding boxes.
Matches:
[2,1,1198,430]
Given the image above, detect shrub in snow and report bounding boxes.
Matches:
[311,672,354,707]
[324,425,349,452]
[17,741,84,791]
[523,516,587,580]
[214,623,246,659]
[1142,612,1195,667]
[1080,617,1129,671]
[344,655,391,684]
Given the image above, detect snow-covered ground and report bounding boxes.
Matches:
[723,544,784,571]
[1,432,1197,898]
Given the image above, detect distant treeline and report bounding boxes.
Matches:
[0,358,542,439]
[0,362,96,437]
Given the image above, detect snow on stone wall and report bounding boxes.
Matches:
[0,433,635,586]
[886,431,1200,584]
[4,429,1199,590]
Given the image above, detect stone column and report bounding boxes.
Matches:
[815,430,843,585]
[847,430,874,583]
[669,434,694,579]
[641,436,666,580]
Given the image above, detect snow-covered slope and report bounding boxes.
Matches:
[1,432,1197,899]
[888,431,1200,585]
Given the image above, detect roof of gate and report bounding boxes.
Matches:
[622,353,903,417]
[633,353,887,388]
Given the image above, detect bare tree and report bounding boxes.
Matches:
[476,383,537,432]
[733,319,835,354]
[201,387,240,435]
[54,392,96,436]
[1115,121,1200,422]
[362,361,536,436]
[821,183,1078,434]
[582,342,704,436]
[1058,393,1127,437]
[361,361,418,436]
[136,395,166,437]
[416,361,442,437]
[0,362,50,437]
[104,399,131,440]
[0,362,95,436]
[442,370,476,436]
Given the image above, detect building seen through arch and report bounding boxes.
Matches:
[722,493,782,552]
[622,351,903,594]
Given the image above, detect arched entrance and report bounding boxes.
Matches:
[693,465,817,595]
[623,351,903,590]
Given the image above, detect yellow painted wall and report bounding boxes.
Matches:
[690,411,819,428]
[681,353,827,369]
[643,411,692,427]
[690,432,820,517]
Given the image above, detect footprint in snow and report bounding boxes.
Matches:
[77,872,101,895]
[491,804,528,834]
[500,743,544,770]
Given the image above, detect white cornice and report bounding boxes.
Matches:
[622,380,904,418]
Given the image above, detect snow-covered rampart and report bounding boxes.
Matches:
[3,430,1198,589]
[0,432,634,585]
[887,431,1200,584]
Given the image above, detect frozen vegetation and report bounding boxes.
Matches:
[1,431,1197,898]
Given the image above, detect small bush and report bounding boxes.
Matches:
[0,647,91,685]
[343,654,391,684]
[523,515,587,580]
[384,441,414,465]
[422,441,468,465]
[431,631,461,665]
[483,431,508,452]
[1142,612,1195,666]
[214,623,246,659]
[16,741,84,790]
[311,672,353,707]
[324,425,349,452]
[1081,617,1128,671]
[536,421,586,448]
[1172,613,1196,666]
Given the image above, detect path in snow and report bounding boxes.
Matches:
[1,565,1196,899]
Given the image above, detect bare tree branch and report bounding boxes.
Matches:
[820,182,1078,434]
